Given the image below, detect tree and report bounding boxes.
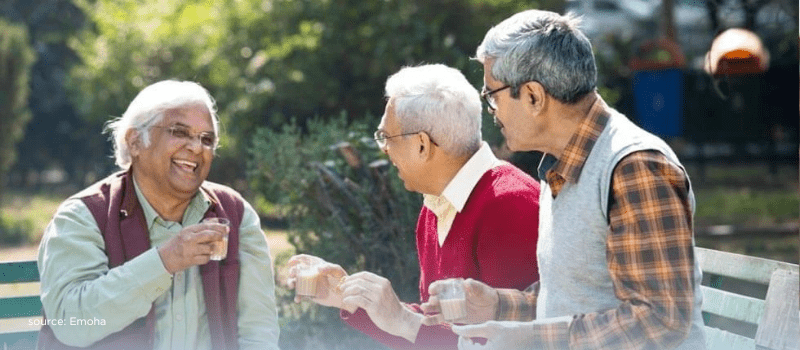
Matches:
[1,0,94,188]
[0,19,36,203]
[65,0,560,184]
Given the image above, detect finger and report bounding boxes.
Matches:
[420,313,445,326]
[451,324,489,339]
[427,280,446,295]
[341,294,372,310]
[420,295,441,314]
[317,264,346,278]
[286,254,314,266]
[341,301,358,314]
[286,277,296,289]
[192,229,223,243]
[347,271,383,284]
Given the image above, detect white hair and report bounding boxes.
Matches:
[384,64,482,157]
[104,80,218,169]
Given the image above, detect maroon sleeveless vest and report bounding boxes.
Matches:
[37,171,242,350]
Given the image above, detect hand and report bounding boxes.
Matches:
[452,321,533,350]
[285,254,352,310]
[157,223,224,274]
[340,271,423,342]
[421,278,499,326]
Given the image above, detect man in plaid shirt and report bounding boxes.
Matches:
[422,9,706,350]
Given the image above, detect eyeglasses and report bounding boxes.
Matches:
[153,124,217,149]
[373,130,437,148]
[481,85,511,112]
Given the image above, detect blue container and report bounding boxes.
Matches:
[631,68,684,138]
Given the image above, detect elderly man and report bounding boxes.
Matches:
[423,10,706,350]
[286,64,540,349]
[37,80,280,349]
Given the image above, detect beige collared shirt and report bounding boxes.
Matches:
[423,142,504,246]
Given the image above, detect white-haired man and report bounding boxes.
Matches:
[286,64,541,350]
[37,80,280,350]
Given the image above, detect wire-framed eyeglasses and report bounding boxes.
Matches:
[373,130,437,148]
[481,85,511,112]
[153,124,218,149]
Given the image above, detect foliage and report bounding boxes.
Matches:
[0,214,34,246]
[0,19,36,203]
[64,0,560,183]
[694,187,799,227]
[248,114,422,347]
[0,0,96,186]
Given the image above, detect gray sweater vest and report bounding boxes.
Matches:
[537,110,706,349]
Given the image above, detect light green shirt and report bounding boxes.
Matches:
[37,179,280,349]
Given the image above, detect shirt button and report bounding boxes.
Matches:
[176,314,183,321]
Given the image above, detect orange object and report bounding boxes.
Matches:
[705,28,769,76]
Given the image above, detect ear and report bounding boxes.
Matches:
[125,129,143,158]
[415,132,435,161]
[521,81,547,116]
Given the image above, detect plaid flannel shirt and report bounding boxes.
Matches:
[495,97,697,349]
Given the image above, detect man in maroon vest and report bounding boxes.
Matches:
[36,80,280,350]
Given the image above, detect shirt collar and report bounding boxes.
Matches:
[426,142,502,212]
[132,176,211,229]
[544,96,610,186]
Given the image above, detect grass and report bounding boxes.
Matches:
[0,190,64,245]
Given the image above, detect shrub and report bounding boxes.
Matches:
[248,113,422,348]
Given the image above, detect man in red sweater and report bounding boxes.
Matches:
[286,64,540,349]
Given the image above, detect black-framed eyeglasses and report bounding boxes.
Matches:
[373,130,437,148]
[481,85,511,112]
[153,124,217,149]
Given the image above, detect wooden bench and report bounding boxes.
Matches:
[2,249,798,349]
[698,247,799,350]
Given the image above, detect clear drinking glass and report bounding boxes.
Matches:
[438,278,467,322]
[295,265,320,297]
[202,217,230,261]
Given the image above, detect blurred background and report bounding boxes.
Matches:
[0,0,797,348]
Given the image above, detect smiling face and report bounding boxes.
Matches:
[129,104,215,201]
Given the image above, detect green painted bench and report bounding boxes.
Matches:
[2,248,798,349]
[0,260,41,350]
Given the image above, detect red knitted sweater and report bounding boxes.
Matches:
[342,164,540,350]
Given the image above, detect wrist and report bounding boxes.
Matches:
[393,306,423,343]
[156,246,177,274]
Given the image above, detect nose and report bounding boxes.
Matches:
[185,135,203,153]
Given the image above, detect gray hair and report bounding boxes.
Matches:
[476,10,597,104]
[104,80,219,169]
[384,64,482,158]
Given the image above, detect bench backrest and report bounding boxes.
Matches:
[4,249,798,349]
[697,247,799,350]
[0,260,41,349]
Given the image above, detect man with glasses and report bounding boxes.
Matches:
[423,10,706,350]
[37,80,280,349]
[286,64,540,349]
